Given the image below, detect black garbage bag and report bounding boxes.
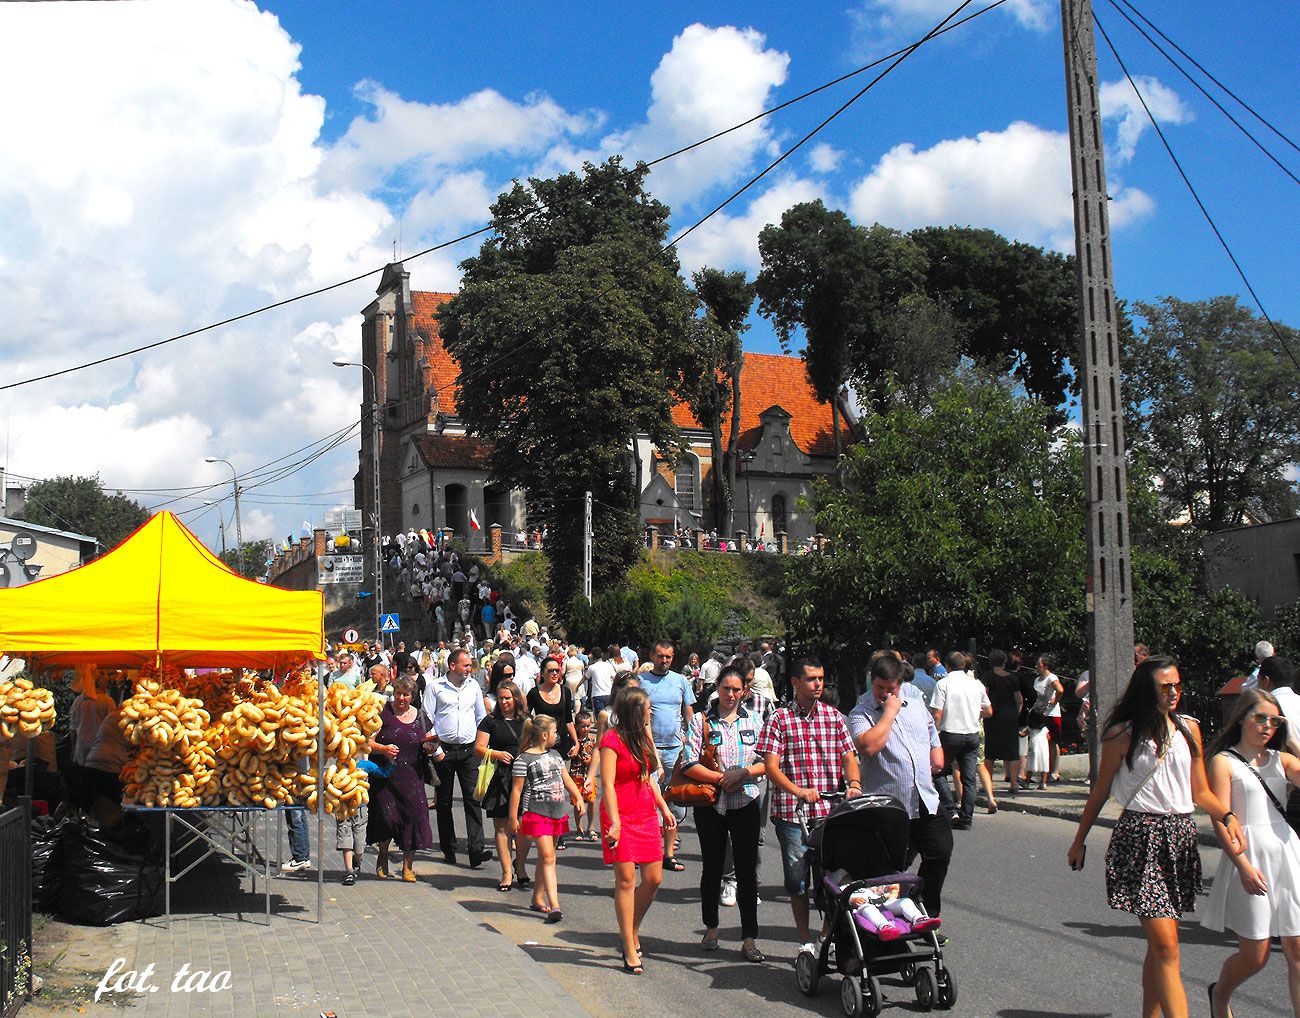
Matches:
[57,815,163,925]
[31,807,71,912]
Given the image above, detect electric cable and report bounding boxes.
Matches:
[1103,0,1299,187]
[1092,12,1300,375]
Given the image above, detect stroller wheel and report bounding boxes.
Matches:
[915,967,937,1010]
[899,960,917,986]
[840,976,864,1018]
[796,950,820,997]
[935,968,958,1010]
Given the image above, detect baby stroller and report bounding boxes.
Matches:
[794,793,957,1016]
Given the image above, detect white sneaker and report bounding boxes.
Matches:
[720,879,737,907]
[798,941,816,957]
[280,858,311,873]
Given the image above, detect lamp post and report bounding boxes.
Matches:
[205,501,227,559]
[740,449,756,544]
[204,457,243,575]
[334,358,383,642]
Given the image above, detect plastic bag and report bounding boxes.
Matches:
[57,815,163,925]
[473,754,497,801]
[31,807,70,912]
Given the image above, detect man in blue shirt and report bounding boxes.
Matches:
[849,652,953,916]
[926,648,947,679]
[640,639,694,869]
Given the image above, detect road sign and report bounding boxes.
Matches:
[343,628,360,645]
[379,613,400,633]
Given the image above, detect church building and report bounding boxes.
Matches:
[348,263,850,553]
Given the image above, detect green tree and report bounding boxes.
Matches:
[686,268,752,533]
[908,226,1078,409]
[219,539,273,580]
[438,158,698,615]
[20,474,149,554]
[1124,295,1300,530]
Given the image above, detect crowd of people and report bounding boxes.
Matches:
[269,620,1300,1011]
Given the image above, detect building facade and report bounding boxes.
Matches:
[344,263,850,552]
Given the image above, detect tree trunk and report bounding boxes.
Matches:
[725,359,743,534]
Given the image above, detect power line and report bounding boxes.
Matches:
[0,0,1011,397]
[1109,0,1300,158]
[1092,12,1300,375]
[1103,0,1300,187]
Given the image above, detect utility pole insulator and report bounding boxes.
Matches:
[1061,0,1136,779]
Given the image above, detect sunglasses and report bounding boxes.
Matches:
[1249,712,1286,730]
[1156,682,1182,694]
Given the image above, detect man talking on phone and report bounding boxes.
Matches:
[849,652,953,917]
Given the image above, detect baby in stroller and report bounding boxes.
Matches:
[847,880,941,942]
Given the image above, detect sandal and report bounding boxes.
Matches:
[621,951,643,975]
[701,931,720,952]
[497,880,514,892]
[528,903,552,914]
[516,875,532,889]
[664,855,686,872]
[740,941,765,963]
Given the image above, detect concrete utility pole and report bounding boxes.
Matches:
[334,359,383,641]
[1061,0,1136,778]
[582,490,593,603]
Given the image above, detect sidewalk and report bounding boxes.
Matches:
[993,751,1221,846]
[25,818,590,1018]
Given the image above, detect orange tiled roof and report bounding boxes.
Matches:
[670,351,846,457]
[411,293,845,457]
[412,433,493,469]
[411,292,458,415]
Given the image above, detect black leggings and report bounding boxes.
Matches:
[695,799,761,939]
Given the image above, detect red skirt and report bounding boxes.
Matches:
[520,812,569,839]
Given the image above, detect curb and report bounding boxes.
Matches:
[995,790,1222,848]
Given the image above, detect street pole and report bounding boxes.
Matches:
[204,457,243,576]
[335,359,383,641]
[583,490,593,603]
[1061,0,1136,782]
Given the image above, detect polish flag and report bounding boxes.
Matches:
[470,509,482,531]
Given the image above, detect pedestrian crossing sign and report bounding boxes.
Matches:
[379,613,400,633]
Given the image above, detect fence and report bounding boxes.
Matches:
[0,799,32,1017]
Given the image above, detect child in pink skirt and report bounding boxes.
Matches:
[509,715,583,922]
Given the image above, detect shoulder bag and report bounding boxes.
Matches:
[415,707,441,788]
[665,715,719,808]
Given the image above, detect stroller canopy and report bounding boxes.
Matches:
[812,794,911,879]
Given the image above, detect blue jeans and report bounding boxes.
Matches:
[592,695,609,716]
[286,807,310,862]
[657,744,686,825]
[772,818,813,897]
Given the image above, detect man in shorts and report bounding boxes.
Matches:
[758,657,861,954]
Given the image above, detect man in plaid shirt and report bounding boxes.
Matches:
[757,657,861,952]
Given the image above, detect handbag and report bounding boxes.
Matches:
[415,708,441,787]
[664,715,719,808]
[473,753,497,801]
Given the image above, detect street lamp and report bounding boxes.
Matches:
[204,457,243,575]
[334,358,383,642]
[204,501,227,559]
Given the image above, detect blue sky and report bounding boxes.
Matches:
[0,0,1295,552]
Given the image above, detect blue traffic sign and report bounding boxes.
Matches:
[379,613,401,633]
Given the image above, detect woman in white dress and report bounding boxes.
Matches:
[1203,689,1300,1017]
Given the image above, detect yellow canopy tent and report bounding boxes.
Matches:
[0,511,324,670]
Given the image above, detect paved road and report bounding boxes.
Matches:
[424,808,1294,1018]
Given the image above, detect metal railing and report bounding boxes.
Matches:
[0,798,33,1017]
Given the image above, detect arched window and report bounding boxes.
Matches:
[675,455,696,510]
[771,493,788,535]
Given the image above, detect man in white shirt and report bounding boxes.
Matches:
[585,646,617,713]
[1242,640,1276,691]
[931,652,992,830]
[1258,656,1300,834]
[426,648,489,867]
[514,642,541,696]
[699,651,723,692]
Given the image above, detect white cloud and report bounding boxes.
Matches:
[1099,76,1192,164]
[322,83,600,192]
[539,24,790,209]
[847,120,1154,249]
[852,0,1050,47]
[809,143,844,174]
[676,176,827,277]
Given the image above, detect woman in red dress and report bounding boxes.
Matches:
[600,687,676,975]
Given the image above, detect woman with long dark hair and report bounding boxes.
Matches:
[1068,657,1247,1018]
[1202,689,1300,1018]
[475,680,528,891]
[600,686,676,975]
